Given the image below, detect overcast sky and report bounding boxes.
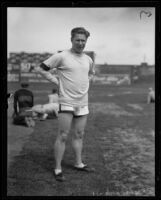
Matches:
[7,7,155,65]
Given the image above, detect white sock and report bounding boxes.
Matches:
[75,163,86,168]
[54,169,62,175]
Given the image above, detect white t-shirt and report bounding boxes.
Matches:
[43,49,95,106]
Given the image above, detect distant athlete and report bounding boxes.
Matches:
[36,27,95,181]
[12,81,35,127]
[147,87,155,104]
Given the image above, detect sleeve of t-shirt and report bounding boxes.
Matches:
[43,53,62,69]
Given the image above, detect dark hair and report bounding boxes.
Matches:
[52,88,58,94]
[71,27,90,39]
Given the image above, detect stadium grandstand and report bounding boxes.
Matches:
[7,51,154,85]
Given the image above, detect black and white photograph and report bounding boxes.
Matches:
[4,4,158,196]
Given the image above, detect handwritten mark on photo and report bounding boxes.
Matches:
[140,10,152,19]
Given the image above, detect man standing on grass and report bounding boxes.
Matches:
[36,27,95,181]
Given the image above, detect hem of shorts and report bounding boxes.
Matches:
[59,102,88,107]
[73,113,89,117]
[58,110,89,116]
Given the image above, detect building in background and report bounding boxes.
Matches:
[7,51,154,85]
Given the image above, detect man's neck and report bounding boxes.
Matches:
[70,48,83,56]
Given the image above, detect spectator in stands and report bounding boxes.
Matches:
[36,27,95,181]
[12,80,35,127]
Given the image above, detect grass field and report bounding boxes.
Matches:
[7,78,155,196]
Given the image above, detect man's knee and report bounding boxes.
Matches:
[74,130,85,139]
[59,130,69,142]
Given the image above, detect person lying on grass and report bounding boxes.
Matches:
[29,88,59,120]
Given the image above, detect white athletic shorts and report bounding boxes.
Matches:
[59,104,89,116]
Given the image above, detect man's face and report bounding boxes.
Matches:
[71,33,87,54]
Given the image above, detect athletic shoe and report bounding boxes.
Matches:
[54,172,65,182]
[73,164,95,172]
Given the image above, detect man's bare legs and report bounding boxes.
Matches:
[54,113,73,171]
[54,113,89,181]
[72,115,88,166]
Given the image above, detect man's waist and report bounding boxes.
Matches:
[59,98,88,107]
